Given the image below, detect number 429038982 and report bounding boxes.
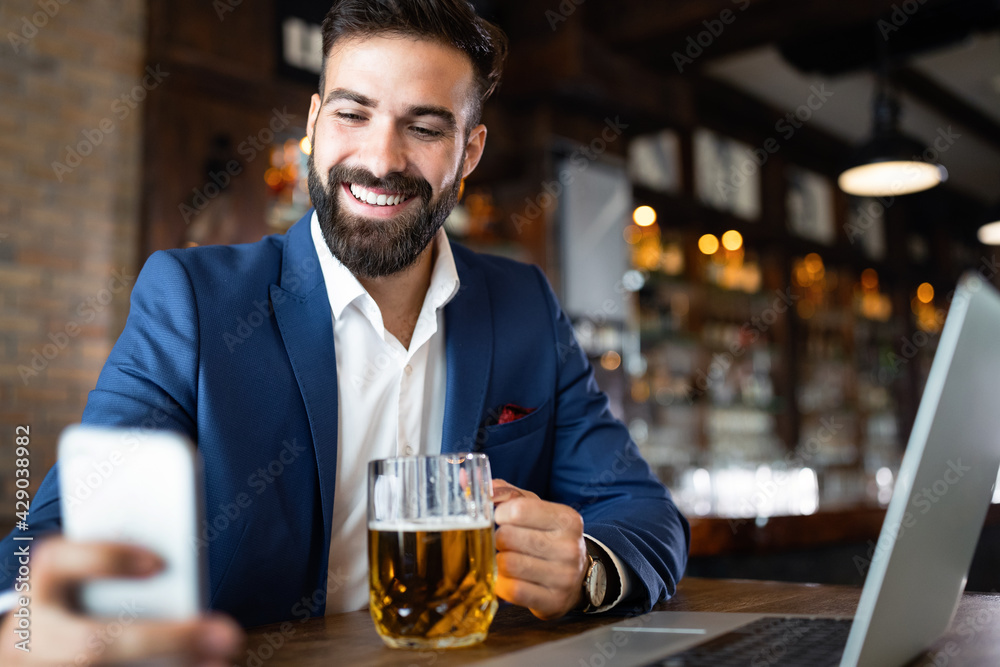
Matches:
[15,425,31,524]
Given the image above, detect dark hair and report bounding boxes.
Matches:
[319,0,507,127]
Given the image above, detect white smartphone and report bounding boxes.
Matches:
[58,425,206,619]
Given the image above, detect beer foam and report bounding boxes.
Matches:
[368,516,492,532]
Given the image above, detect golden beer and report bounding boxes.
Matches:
[368,520,497,649]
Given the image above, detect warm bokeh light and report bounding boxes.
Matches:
[660,243,685,275]
[793,265,810,287]
[698,233,719,255]
[630,379,650,403]
[299,136,312,155]
[632,237,662,271]
[861,268,879,290]
[623,225,643,244]
[804,253,823,274]
[721,229,743,251]
[978,220,1000,245]
[264,167,283,188]
[912,281,942,332]
[633,205,657,227]
[600,350,622,371]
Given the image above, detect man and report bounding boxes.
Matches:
[0,1,689,664]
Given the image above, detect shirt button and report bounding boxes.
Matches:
[404,364,413,376]
[403,445,413,456]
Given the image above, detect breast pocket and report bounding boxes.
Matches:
[478,399,553,490]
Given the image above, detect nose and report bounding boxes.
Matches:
[359,119,408,179]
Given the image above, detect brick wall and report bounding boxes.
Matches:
[0,0,147,532]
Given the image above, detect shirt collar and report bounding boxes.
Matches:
[426,224,461,312]
[311,211,368,320]
[310,211,461,324]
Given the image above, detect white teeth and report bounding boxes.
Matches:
[348,183,407,206]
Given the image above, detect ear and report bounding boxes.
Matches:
[306,93,322,142]
[461,124,487,180]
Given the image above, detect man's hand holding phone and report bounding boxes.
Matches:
[0,537,243,665]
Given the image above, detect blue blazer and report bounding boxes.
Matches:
[2,213,689,628]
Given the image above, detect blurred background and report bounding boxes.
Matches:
[2,0,999,587]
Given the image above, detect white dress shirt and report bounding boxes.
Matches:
[311,213,460,614]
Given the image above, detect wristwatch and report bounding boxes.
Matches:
[580,551,608,612]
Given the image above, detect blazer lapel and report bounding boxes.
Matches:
[442,244,493,453]
[270,214,338,560]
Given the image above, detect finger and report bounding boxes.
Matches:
[100,614,244,663]
[494,497,580,532]
[32,538,164,604]
[491,479,540,501]
[495,576,576,621]
[495,576,551,611]
[491,478,526,503]
[495,524,585,563]
[497,551,585,592]
[496,523,558,558]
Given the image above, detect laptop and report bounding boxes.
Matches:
[480,271,1000,667]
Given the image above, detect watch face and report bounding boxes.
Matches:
[588,558,608,606]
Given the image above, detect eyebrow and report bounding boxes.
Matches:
[324,88,457,132]
[406,105,457,132]
[324,87,377,108]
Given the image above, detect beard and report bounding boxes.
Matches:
[307,152,463,279]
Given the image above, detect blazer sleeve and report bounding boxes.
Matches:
[0,251,201,593]
[531,266,691,612]
[80,250,200,437]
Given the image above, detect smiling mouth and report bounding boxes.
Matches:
[347,183,413,207]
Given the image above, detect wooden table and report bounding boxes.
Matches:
[240,577,1000,666]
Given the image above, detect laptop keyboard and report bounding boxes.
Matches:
[644,617,852,667]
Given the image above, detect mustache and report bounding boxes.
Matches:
[327,164,433,202]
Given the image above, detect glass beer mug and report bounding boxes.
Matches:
[368,452,498,649]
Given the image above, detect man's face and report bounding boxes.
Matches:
[306,35,487,279]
